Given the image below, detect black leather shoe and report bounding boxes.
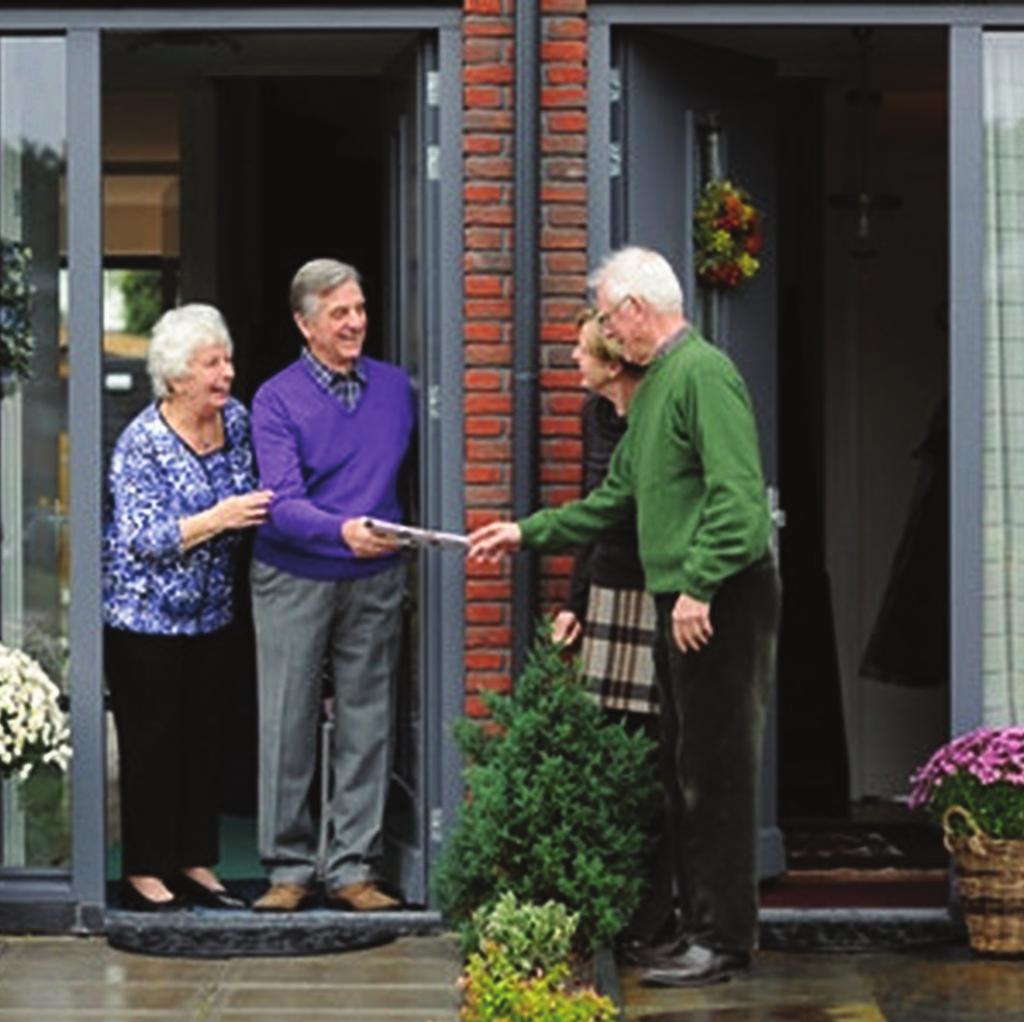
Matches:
[173,874,249,910]
[617,933,689,967]
[641,944,750,987]
[119,881,188,913]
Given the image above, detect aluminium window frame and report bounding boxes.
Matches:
[0,5,463,933]
[589,2,987,740]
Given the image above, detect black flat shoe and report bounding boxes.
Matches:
[173,873,249,910]
[119,881,188,913]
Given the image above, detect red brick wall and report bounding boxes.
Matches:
[462,0,589,716]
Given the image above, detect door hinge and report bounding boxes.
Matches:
[430,807,444,844]
[428,383,442,420]
[609,66,622,105]
[426,144,441,181]
[426,70,440,108]
[609,141,622,179]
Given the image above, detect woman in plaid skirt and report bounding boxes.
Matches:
[551,309,671,943]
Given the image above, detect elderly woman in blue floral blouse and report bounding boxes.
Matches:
[103,303,272,912]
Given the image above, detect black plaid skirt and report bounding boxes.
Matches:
[580,584,659,715]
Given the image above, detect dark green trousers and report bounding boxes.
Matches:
[653,553,781,953]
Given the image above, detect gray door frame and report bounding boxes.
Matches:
[589,0,990,853]
[0,5,463,932]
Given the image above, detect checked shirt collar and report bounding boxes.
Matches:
[301,346,367,412]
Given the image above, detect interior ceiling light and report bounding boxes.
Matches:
[827,27,902,258]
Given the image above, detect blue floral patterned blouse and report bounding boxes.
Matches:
[102,398,258,635]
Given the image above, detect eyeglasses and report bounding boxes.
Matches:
[595,293,634,326]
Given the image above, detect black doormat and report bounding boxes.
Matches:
[105,879,444,958]
[781,818,948,871]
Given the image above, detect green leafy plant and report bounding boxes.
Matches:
[457,894,616,1022]
[472,891,577,979]
[909,726,1024,839]
[118,269,163,336]
[434,626,660,956]
[459,941,616,1022]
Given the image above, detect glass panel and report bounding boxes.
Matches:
[983,34,1024,725]
[0,37,70,868]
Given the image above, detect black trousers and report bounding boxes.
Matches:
[104,626,231,877]
[653,553,781,953]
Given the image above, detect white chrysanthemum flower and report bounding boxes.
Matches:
[0,643,72,783]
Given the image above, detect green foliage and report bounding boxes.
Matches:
[459,942,617,1022]
[434,626,660,956]
[119,270,163,336]
[923,775,1024,841]
[472,891,577,979]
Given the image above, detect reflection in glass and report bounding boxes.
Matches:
[0,37,71,868]
[983,35,1024,726]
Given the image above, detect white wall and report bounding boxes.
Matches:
[824,76,950,799]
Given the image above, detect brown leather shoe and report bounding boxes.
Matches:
[252,883,314,913]
[326,880,400,912]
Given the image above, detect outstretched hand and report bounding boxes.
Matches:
[467,521,522,562]
[342,517,400,558]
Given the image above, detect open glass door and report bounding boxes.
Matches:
[381,33,440,907]
[614,28,783,875]
[1,36,72,873]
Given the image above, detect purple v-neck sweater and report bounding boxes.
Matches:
[250,354,416,580]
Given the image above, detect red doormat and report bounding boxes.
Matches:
[760,868,949,908]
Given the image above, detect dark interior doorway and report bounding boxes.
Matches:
[99,28,432,900]
[614,24,951,902]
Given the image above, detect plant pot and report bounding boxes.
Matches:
[943,805,1024,956]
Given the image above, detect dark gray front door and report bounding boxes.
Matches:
[616,28,783,875]
[381,33,440,906]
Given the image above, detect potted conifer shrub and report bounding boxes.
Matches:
[433,626,660,966]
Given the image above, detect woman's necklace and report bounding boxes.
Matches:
[162,402,223,453]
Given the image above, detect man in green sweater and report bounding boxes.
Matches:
[469,246,781,987]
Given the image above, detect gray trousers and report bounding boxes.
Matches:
[251,559,405,888]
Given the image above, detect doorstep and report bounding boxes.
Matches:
[759,906,963,951]
[105,907,445,957]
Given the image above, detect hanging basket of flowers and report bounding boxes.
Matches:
[693,179,764,290]
[0,643,72,784]
[0,237,36,393]
[909,726,1024,955]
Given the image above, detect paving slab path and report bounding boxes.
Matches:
[0,933,461,1021]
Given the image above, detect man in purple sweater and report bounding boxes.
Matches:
[249,258,416,913]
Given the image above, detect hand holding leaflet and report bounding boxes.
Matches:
[362,516,470,550]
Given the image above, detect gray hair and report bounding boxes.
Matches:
[588,246,684,317]
[290,258,362,319]
[147,303,232,399]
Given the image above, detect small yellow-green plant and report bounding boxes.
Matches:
[458,895,616,1022]
[459,943,616,1022]
[472,892,577,978]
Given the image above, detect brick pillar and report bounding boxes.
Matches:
[463,0,516,716]
[538,0,589,608]
[462,0,589,714]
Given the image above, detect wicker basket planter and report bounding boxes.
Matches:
[943,806,1024,957]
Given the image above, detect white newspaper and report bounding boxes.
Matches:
[362,516,469,550]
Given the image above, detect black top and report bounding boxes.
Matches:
[566,392,646,618]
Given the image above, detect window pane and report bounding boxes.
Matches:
[1,37,70,868]
[983,34,1024,726]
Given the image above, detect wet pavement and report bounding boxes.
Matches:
[0,932,462,1021]
[1,932,1023,1021]
[622,943,1024,1021]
